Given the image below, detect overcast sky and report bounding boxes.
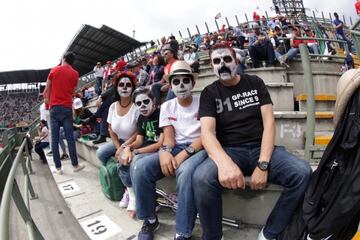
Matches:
[0,0,355,72]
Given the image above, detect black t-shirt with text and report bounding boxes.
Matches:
[199,74,272,146]
[137,108,163,145]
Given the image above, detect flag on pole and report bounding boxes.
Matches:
[215,12,221,19]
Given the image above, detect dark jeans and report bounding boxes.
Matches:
[151,83,176,106]
[249,40,275,68]
[50,106,79,169]
[95,77,103,95]
[193,144,312,240]
[94,97,113,137]
[190,61,200,73]
[34,142,49,162]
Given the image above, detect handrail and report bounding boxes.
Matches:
[0,122,44,240]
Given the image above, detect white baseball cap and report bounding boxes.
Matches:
[73,98,83,110]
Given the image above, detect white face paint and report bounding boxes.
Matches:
[134,93,154,117]
[170,75,193,99]
[211,48,237,81]
[117,77,132,98]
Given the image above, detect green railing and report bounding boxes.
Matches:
[0,121,44,240]
[350,18,360,58]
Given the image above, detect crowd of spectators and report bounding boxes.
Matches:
[0,92,43,128]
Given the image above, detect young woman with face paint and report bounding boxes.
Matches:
[95,71,139,214]
[117,87,164,218]
[131,61,208,240]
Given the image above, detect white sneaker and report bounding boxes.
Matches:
[258,228,275,240]
[73,164,85,172]
[119,189,129,208]
[127,187,136,211]
[53,168,63,175]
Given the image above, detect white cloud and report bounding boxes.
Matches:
[0,0,355,72]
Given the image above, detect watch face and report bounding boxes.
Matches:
[186,146,195,155]
[258,161,269,171]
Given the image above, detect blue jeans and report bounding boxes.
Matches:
[50,106,79,169]
[193,144,312,240]
[95,77,103,95]
[35,142,49,162]
[308,44,320,55]
[131,144,207,237]
[151,83,176,106]
[285,48,299,61]
[59,127,80,151]
[96,140,124,165]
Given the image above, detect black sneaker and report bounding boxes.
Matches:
[60,154,69,160]
[138,217,160,240]
[92,136,106,144]
[46,151,53,156]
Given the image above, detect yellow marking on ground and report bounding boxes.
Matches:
[314,135,332,145]
[352,231,360,240]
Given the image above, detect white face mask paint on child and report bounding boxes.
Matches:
[117,77,133,98]
[171,75,193,99]
[134,93,154,117]
[211,48,237,81]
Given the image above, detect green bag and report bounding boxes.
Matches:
[99,158,125,201]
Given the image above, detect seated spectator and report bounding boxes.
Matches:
[248,23,275,68]
[96,71,139,166]
[34,120,50,164]
[131,61,207,240]
[194,43,312,240]
[304,27,320,55]
[128,61,149,87]
[183,45,200,73]
[103,61,115,91]
[117,87,164,218]
[272,25,291,66]
[148,55,165,85]
[279,27,304,65]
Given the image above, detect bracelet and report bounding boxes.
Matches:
[121,143,128,149]
[133,149,140,155]
[159,145,172,153]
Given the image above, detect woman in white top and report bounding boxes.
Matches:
[96,71,139,165]
[34,120,50,164]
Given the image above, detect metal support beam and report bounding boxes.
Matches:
[299,44,315,161]
[205,22,210,34]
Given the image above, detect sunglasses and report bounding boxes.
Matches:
[135,99,151,106]
[171,77,191,86]
[118,82,132,88]
[212,55,233,65]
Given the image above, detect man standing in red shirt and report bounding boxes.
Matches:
[356,0,360,15]
[45,52,85,174]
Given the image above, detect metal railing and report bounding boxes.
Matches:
[0,121,44,240]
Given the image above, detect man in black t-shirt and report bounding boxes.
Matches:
[193,43,312,240]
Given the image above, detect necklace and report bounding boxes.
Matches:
[120,99,131,108]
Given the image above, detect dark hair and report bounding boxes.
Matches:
[40,120,47,127]
[132,87,156,104]
[154,55,165,66]
[209,43,236,60]
[113,71,137,100]
[63,52,76,65]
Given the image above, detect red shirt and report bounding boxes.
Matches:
[292,39,305,48]
[47,64,79,109]
[356,1,360,14]
[116,59,127,71]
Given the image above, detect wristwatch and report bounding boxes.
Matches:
[159,144,172,153]
[133,149,140,155]
[257,161,269,171]
[185,146,195,156]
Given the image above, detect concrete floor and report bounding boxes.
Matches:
[20,148,263,240]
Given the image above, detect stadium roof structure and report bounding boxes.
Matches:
[0,69,51,85]
[63,24,144,76]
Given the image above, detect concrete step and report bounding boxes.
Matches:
[273,111,334,150]
[287,71,342,97]
[296,94,336,112]
[193,82,295,111]
[198,66,289,83]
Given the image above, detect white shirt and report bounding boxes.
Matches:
[39,103,49,121]
[93,66,105,78]
[41,126,49,143]
[107,102,139,141]
[159,96,201,144]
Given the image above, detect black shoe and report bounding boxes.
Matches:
[80,115,95,125]
[46,151,53,156]
[138,217,160,240]
[92,136,106,144]
[61,154,69,160]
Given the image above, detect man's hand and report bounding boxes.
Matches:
[250,167,268,190]
[121,147,132,166]
[173,151,188,169]
[44,98,49,104]
[217,159,245,189]
[95,98,102,108]
[159,151,175,176]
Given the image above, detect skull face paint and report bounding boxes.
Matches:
[134,93,154,117]
[170,75,193,99]
[117,77,133,97]
[211,48,237,81]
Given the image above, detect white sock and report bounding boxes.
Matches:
[148,218,156,224]
[127,187,136,211]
